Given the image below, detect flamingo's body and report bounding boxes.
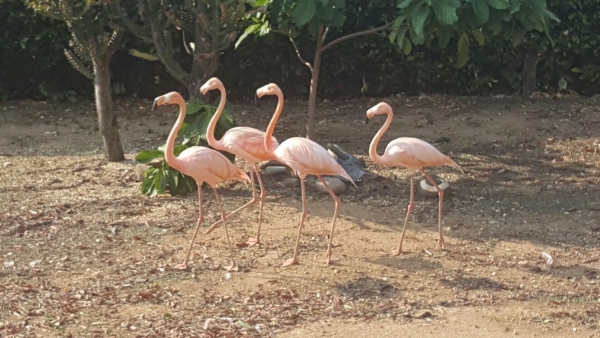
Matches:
[257,83,355,267]
[153,92,250,271]
[200,78,279,245]
[366,102,463,255]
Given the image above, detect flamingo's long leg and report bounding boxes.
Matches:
[247,164,266,246]
[283,178,307,267]
[213,187,238,271]
[173,185,204,270]
[316,175,341,266]
[420,170,445,250]
[205,164,258,235]
[392,174,415,256]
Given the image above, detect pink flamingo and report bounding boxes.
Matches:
[153,92,250,271]
[365,102,463,255]
[200,78,279,246]
[257,83,356,267]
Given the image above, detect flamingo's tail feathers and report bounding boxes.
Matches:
[236,167,251,183]
[445,157,464,174]
[338,167,358,188]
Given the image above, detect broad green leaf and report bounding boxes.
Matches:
[252,0,269,7]
[410,3,430,38]
[393,15,408,28]
[396,26,409,50]
[166,170,179,195]
[508,0,520,14]
[472,29,485,45]
[437,25,453,48]
[402,38,412,55]
[571,67,582,73]
[471,0,490,24]
[293,0,317,26]
[484,0,508,10]
[235,23,261,49]
[316,1,334,20]
[510,27,526,47]
[409,25,425,45]
[186,98,205,115]
[329,0,345,8]
[397,0,413,9]
[307,17,321,36]
[431,0,459,26]
[328,11,345,27]
[456,32,469,68]
[135,149,164,163]
[543,8,560,23]
[173,144,188,157]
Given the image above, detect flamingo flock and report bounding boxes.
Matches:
[153,78,463,270]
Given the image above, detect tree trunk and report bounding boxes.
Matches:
[92,57,125,162]
[522,49,538,96]
[306,26,325,140]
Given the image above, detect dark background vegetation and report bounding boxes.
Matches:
[1,0,599,103]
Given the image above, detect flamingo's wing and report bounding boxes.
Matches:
[178,146,249,185]
[221,127,279,163]
[276,138,355,185]
[385,137,448,169]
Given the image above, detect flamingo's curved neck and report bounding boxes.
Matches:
[165,94,187,168]
[206,84,227,149]
[264,90,284,155]
[369,110,393,164]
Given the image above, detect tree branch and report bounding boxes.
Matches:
[289,36,313,72]
[106,30,124,57]
[320,23,392,53]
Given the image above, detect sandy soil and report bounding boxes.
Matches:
[1,93,599,337]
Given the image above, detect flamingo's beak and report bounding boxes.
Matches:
[255,93,259,104]
[152,98,158,112]
[200,84,209,96]
[365,116,369,124]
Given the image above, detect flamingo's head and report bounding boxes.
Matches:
[256,83,281,100]
[365,102,392,124]
[152,92,180,111]
[200,77,223,95]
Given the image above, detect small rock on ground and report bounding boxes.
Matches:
[314,177,346,195]
[282,177,299,187]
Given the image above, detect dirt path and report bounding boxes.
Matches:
[1,94,599,337]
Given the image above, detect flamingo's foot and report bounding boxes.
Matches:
[223,261,239,272]
[282,257,298,267]
[204,221,222,235]
[435,237,445,250]
[391,248,404,256]
[323,250,332,265]
[246,235,261,246]
[170,263,190,271]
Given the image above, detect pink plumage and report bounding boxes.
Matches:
[153,91,249,271]
[257,83,355,267]
[273,137,355,184]
[381,137,463,173]
[366,102,463,255]
[200,78,279,245]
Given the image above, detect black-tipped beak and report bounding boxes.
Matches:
[152,99,158,112]
[255,93,259,105]
[365,116,369,124]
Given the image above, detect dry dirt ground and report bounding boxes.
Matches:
[1,94,600,337]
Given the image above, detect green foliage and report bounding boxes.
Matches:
[136,98,237,197]
[0,0,70,101]
[386,0,560,68]
[110,0,251,98]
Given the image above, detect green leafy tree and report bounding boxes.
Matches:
[29,0,125,161]
[237,0,559,140]
[110,0,255,99]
